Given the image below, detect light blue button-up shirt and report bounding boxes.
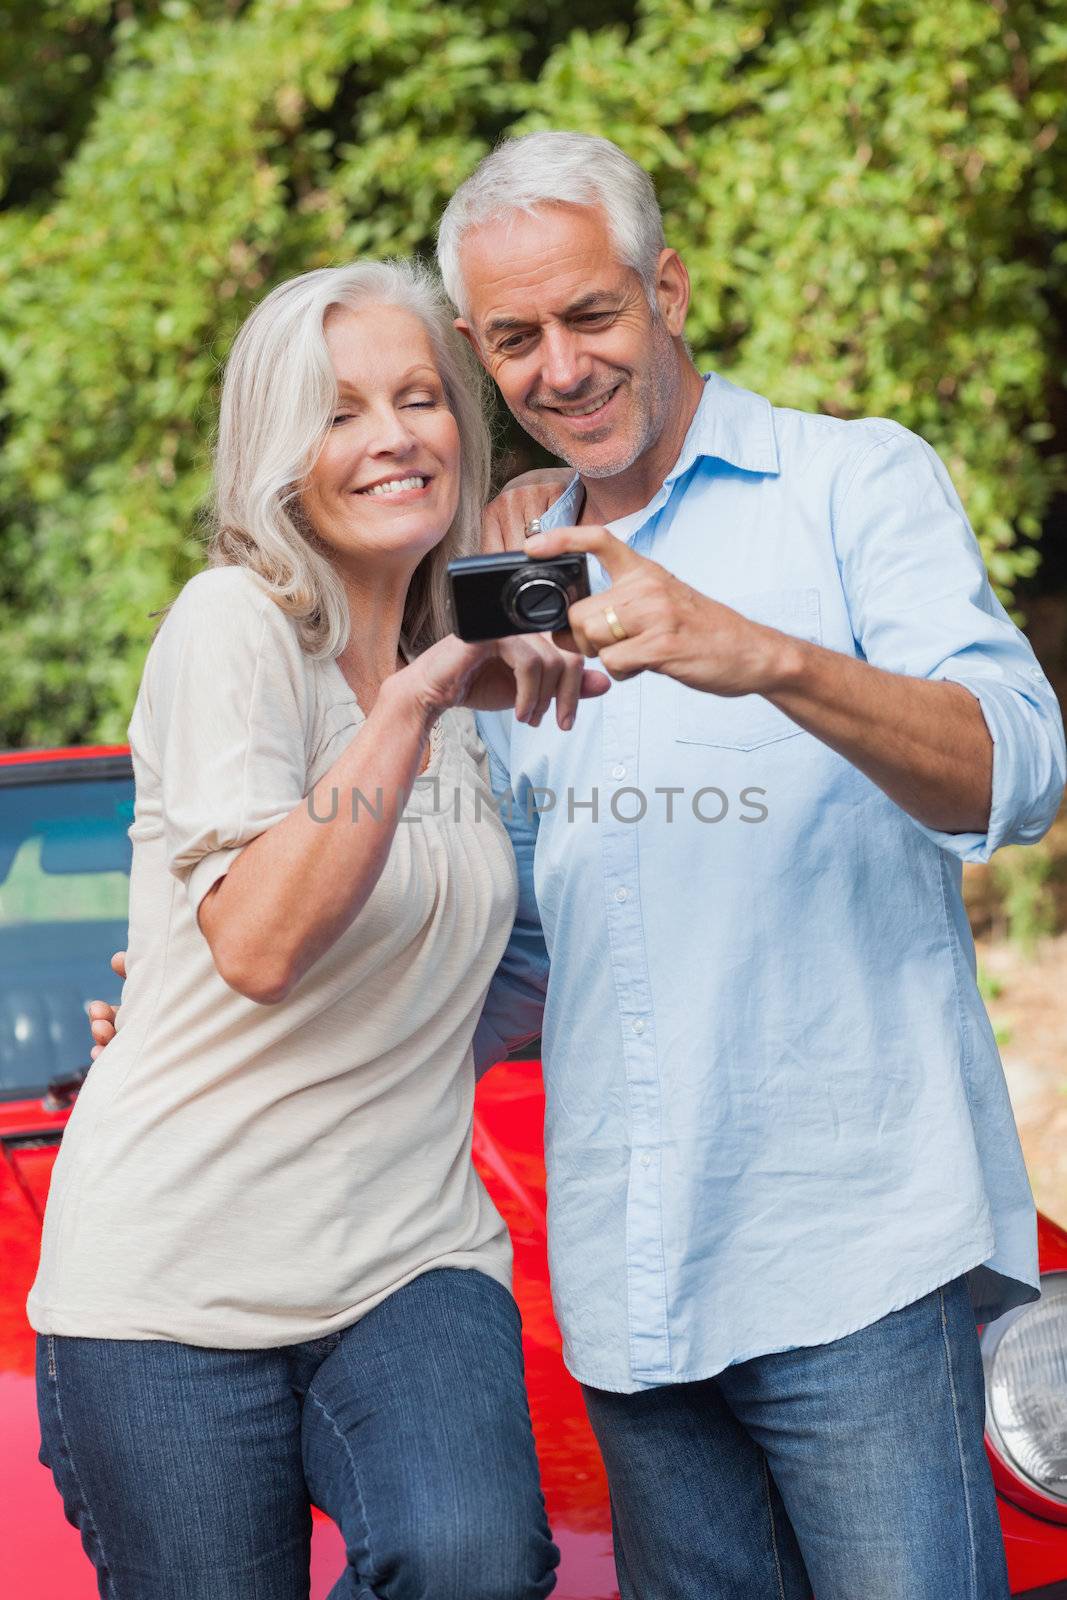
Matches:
[474,373,1066,1393]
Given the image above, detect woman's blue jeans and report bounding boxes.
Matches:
[37,1268,559,1600]
[583,1274,1010,1600]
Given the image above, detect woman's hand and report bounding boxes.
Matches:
[392,632,610,732]
[493,633,611,729]
[87,639,607,1019]
[481,469,575,553]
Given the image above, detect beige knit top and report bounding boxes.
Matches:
[28,566,518,1346]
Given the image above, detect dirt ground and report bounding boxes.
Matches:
[974,926,1067,1228]
[965,594,1067,1230]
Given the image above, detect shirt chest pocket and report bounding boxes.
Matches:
[673,587,822,752]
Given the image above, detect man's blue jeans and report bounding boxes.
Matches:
[37,1268,559,1600]
[583,1275,1010,1600]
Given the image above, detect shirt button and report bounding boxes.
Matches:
[632,1018,645,1035]
[615,886,628,903]
[612,763,626,780]
[639,1152,651,1168]
[1030,667,1044,682]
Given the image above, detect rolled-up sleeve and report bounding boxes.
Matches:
[137,568,311,914]
[471,712,549,1077]
[832,422,1066,862]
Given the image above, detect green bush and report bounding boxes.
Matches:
[991,842,1058,952]
[1,0,1064,747]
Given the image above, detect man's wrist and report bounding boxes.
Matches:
[751,626,811,699]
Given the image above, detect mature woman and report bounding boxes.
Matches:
[28,259,606,1600]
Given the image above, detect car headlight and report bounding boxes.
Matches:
[982,1271,1067,1507]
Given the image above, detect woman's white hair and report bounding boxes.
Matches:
[437,131,666,317]
[209,259,491,659]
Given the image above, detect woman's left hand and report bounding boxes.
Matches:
[490,632,611,730]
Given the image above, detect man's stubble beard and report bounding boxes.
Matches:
[521,319,683,483]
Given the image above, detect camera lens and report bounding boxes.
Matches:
[513,579,566,626]
[504,569,568,630]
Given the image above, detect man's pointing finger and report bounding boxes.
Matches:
[524,523,644,578]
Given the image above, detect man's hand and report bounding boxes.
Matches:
[525,523,993,834]
[88,950,126,1059]
[481,470,574,554]
[525,523,789,694]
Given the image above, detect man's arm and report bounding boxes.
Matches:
[806,423,1065,856]
[525,423,1065,860]
[755,641,993,834]
[471,720,549,1077]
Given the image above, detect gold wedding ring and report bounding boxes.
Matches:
[603,605,628,642]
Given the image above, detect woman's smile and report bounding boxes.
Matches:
[352,472,434,502]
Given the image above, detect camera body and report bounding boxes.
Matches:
[447,551,591,642]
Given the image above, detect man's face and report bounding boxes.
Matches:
[455,203,683,479]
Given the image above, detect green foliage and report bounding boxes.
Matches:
[0,0,539,743]
[0,0,123,209]
[977,963,1005,1002]
[0,0,1064,746]
[519,0,1067,590]
[976,963,1013,1042]
[991,841,1058,952]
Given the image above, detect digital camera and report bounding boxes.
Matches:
[447,550,591,642]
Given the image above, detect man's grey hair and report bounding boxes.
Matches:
[437,131,666,319]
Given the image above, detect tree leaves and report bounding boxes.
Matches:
[0,0,1062,745]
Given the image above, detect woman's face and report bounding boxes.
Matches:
[302,303,462,572]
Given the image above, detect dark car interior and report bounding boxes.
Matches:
[0,768,131,1100]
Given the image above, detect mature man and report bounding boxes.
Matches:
[436,131,1066,1598]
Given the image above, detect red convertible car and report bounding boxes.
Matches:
[2,745,1065,1599]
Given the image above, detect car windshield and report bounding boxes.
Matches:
[0,773,131,1101]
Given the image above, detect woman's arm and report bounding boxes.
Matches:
[197,669,430,1003]
[88,629,609,1035]
[92,571,608,1026]
[199,633,608,1005]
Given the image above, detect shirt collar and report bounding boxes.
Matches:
[668,371,780,480]
[538,371,780,531]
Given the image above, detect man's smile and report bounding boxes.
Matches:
[536,382,624,430]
